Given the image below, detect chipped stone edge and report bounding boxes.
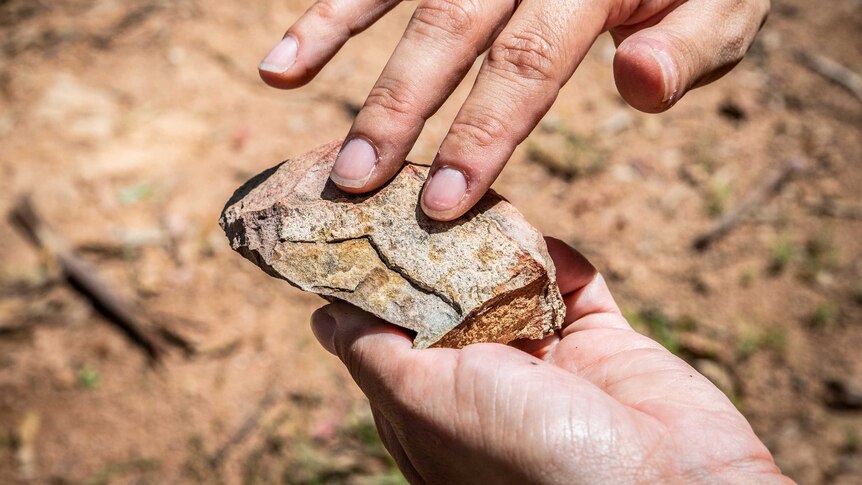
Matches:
[219,142,565,348]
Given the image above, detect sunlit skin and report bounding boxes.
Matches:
[259,0,770,221]
[262,3,783,480]
[309,239,794,484]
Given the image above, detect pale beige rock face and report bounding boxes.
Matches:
[220,141,565,348]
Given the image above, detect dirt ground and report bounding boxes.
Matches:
[0,0,860,483]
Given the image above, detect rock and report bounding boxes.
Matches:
[220,141,565,349]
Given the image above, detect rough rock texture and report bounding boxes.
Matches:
[220,141,565,349]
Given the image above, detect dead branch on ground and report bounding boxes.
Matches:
[9,196,195,363]
[806,198,862,220]
[209,384,283,468]
[796,51,862,104]
[693,159,806,251]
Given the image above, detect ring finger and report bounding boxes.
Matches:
[259,0,404,88]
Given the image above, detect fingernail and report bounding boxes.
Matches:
[648,47,680,105]
[422,167,467,213]
[311,308,337,355]
[259,35,298,73]
[331,138,378,188]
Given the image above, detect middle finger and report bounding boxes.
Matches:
[329,0,517,191]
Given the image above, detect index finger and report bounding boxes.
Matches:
[259,0,403,89]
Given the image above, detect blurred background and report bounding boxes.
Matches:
[0,0,860,483]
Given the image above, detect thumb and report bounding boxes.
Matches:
[612,0,769,113]
[310,303,417,399]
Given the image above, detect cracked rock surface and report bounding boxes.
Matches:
[220,141,565,348]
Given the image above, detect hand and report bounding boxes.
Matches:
[309,238,792,484]
[259,0,769,220]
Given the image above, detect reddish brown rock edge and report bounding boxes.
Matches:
[220,140,565,349]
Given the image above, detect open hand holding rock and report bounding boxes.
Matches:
[310,239,793,484]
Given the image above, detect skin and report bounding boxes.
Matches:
[262,4,782,481]
[309,239,795,484]
[259,0,770,221]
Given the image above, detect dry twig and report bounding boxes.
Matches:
[796,51,862,104]
[807,199,862,220]
[209,385,282,468]
[9,196,194,363]
[91,3,161,48]
[693,159,806,251]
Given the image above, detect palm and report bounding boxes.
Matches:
[313,239,791,484]
[546,325,782,483]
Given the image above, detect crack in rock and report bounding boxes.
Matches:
[293,234,463,316]
[220,140,565,348]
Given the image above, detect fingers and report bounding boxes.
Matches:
[310,306,339,355]
[310,303,430,409]
[259,0,403,88]
[509,237,594,359]
[560,274,629,335]
[310,302,413,360]
[310,303,635,481]
[544,237,625,334]
[370,406,426,484]
[329,0,516,192]
[509,333,559,360]
[545,237,597,295]
[611,0,770,112]
[420,0,609,220]
[516,238,626,359]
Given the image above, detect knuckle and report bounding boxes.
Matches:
[309,0,340,23]
[722,0,770,57]
[412,0,479,40]
[725,36,748,63]
[364,77,420,119]
[449,106,510,149]
[488,28,558,82]
[721,14,756,60]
